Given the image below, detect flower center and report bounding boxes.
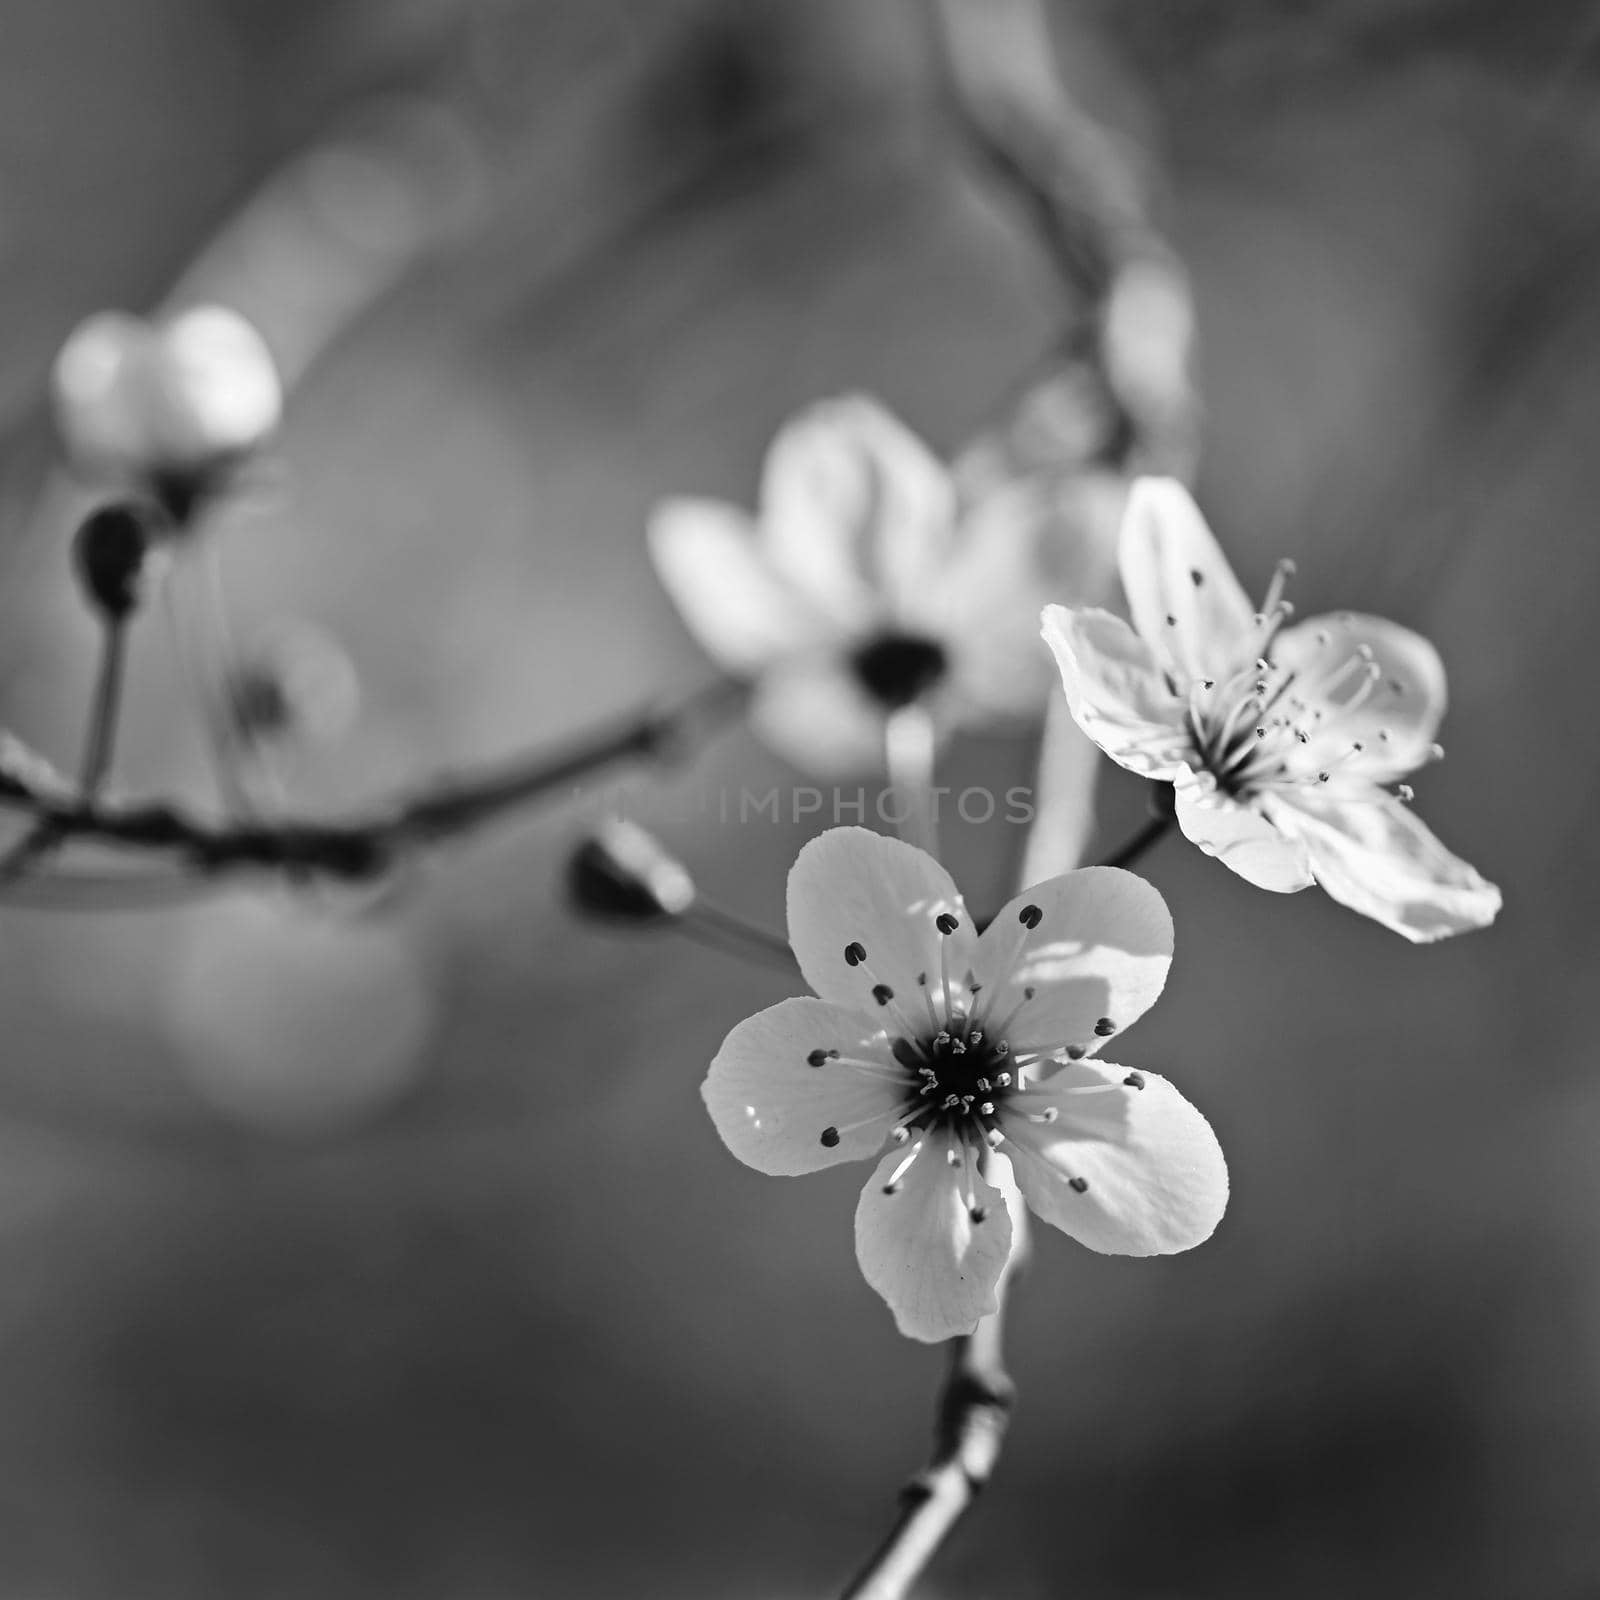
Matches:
[850,630,948,710]
[1180,562,1431,803]
[811,903,1129,1218]
[892,1016,1015,1134]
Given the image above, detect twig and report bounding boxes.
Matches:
[839,6,1201,1594]
[926,0,1197,475]
[840,1202,1026,1600]
[683,898,800,975]
[1097,785,1178,872]
[79,616,129,800]
[0,679,744,886]
[1097,809,1173,872]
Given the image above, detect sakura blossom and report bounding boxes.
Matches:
[650,394,1123,775]
[702,826,1227,1342]
[1041,478,1501,942]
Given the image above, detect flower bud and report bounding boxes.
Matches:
[566,820,696,922]
[53,304,283,518]
[71,501,167,621]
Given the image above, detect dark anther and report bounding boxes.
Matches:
[1123,1072,1146,1090]
[1066,1045,1086,1060]
[807,1049,832,1068]
[935,912,959,936]
[819,1126,841,1148]
[871,984,894,1006]
[1190,568,1205,587]
[73,501,167,620]
[1165,613,1177,626]
[890,1037,923,1070]
[1069,1176,1090,1194]
[844,941,866,966]
[1094,1017,1117,1036]
[849,630,949,709]
[969,1205,988,1224]
[1018,904,1042,929]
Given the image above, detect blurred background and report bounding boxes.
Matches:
[0,0,1594,1595]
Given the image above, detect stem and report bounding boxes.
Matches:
[79,618,128,801]
[165,545,259,819]
[1097,789,1177,872]
[0,617,132,883]
[680,898,799,976]
[840,1195,1027,1600]
[884,705,939,859]
[0,679,747,882]
[1017,692,1102,887]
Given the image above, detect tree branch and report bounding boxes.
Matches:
[0,678,744,886]
[928,0,1198,475]
[840,1211,1025,1600]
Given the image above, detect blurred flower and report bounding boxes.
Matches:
[53,304,283,521]
[649,395,1123,775]
[702,826,1226,1342]
[225,620,361,751]
[1042,478,1501,942]
[163,891,432,1135]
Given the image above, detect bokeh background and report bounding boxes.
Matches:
[0,1,1595,1595]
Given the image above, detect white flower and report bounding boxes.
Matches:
[650,395,1123,775]
[53,305,283,515]
[1041,478,1501,942]
[701,827,1227,1343]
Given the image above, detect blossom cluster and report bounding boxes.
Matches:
[650,393,1500,1340]
[36,299,1500,1346]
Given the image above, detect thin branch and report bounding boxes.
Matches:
[683,898,800,975]
[1097,785,1178,872]
[0,679,744,885]
[1097,809,1173,872]
[927,0,1197,474]
[79,616,129,800]
[840,1209,1026,1600]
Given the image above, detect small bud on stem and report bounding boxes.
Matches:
[72,502,166,622]
[567,820,697,922]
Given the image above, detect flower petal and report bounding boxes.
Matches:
[649,498,824,675]
[1118,478,1256,681]
[1001,1058,1228,1256]
[702,997,906,1175]
[854,1138,1013,1341]
[52,311,163,473]
[760,395,955,624]
[749,657,889,778]
[154,306,283,462]
[974,867,1173,1058]
[926,473,1125,719]
[1174,785,1314,892]
[1269,611,1447,777]
[787,827,978,1023]
[1040,604,1192,782]
[1265,790,1501,942]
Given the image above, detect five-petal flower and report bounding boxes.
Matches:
[701,826,1227,1342]
[1041,478,1501,943]
[650,395,1123,775]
